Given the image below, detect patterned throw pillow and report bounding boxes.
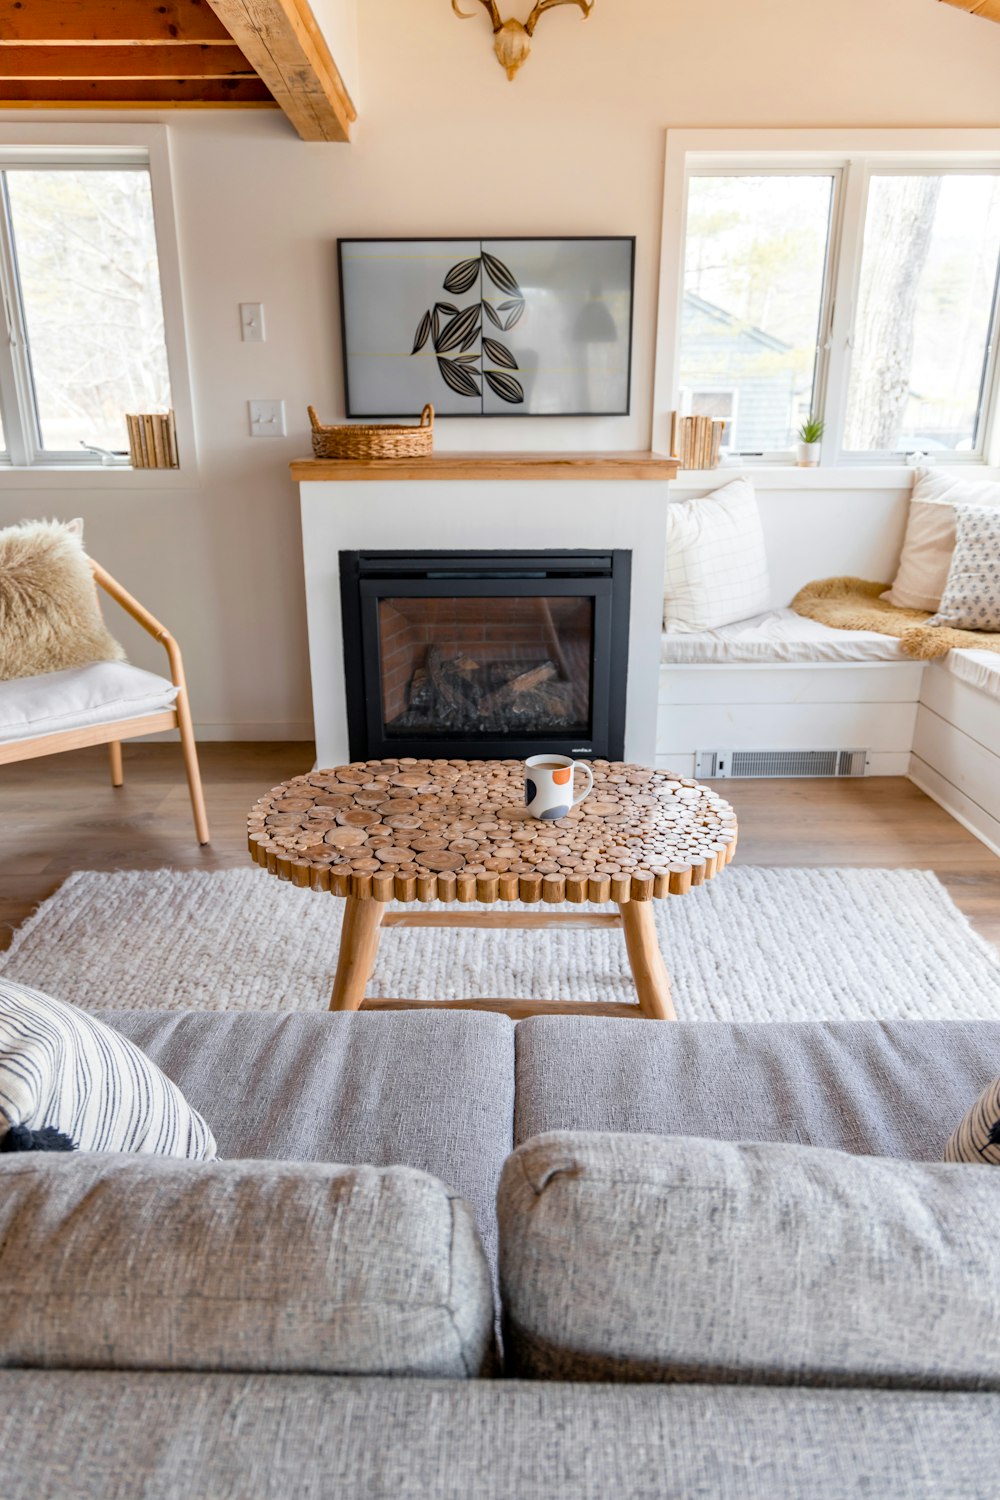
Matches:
[0,978,216,1158]
[927,504,1000,632]
[944,1077,1000,1165]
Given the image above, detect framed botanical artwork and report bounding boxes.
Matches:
[337,236,635,418]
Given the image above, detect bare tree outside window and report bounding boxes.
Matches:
[844,174,1000,454]
[4,168,171,454]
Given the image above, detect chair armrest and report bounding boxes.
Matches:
[90,559,185,691]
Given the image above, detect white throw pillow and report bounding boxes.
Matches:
[882,468,1000,612]
[0,978,216,1158]
[928,504,1000,632]
[663,477,770,633]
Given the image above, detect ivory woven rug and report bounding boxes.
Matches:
[1,867,999,1023]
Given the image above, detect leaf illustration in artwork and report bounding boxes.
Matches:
[484,368,525,404]
[499,298,525,331]
[482,253,520,296]
[450,352,481,365]
[411,310,432,354]
[436,303,481,354]
[435,302,459,315]
[483,300,504,329]
[481,337,518,371]
[438,356,482,398]
[443,258,481,295]
[460,313,482,352]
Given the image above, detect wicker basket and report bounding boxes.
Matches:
[308,403,434,460]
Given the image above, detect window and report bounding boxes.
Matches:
[664,135,1000,466]
[0,151,172,466]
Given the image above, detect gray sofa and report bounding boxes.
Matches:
[2,1010,1000,1499]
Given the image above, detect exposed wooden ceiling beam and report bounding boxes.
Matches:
[0,1,233,45]
[203,0,356,141]
[939,0,1000,21]
[0,44,254,78]
[0,78,274,103]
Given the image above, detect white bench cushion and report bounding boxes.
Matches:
[0,662,178,744]
[661,607,910,666]
[946,648,1000,705]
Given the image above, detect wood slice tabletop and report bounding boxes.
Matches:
[248,759,738,905]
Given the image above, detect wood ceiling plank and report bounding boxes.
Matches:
[0,78,275,103]
[203,0,356,141]
[0,44,255,78]
[0,1,233,45]
[939,0,1000,21]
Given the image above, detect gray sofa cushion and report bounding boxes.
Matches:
[499,1130,1000,1386]
[106,1010,515,1272]
[514,1017,1000,1159]
[0,1373,997,1500]
[0,1154,493,1378]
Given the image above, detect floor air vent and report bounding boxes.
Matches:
[694,749,870,779]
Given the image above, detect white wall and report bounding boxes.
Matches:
[1,0,1000,737]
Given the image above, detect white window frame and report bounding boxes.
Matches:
[653,128,1000,472]
[0,124,194,480]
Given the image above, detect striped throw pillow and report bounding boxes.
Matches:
[944,1077,1000,1165]
[0,978,216,1158]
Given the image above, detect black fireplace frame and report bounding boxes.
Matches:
[339,549,631,762]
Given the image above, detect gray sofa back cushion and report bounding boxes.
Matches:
[514,1017,1000,1161]
[499,1130,1000,1387]
[107,1010,515,1277]
[0,1154,493,1378]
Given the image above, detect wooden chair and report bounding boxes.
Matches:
[0,559,209,845]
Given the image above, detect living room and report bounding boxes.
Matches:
[1,0,1000,1494]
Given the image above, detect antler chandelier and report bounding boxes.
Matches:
[452,0,595,81]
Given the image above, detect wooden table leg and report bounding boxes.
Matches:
[618,900,676,1021]
[330,899,385,1012]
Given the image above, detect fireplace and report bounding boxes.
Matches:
[339,550,630,761]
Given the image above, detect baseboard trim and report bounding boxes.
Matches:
[130,723,315,743]
[909,756,1000,860]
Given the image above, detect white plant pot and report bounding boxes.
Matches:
[796,441,821,467]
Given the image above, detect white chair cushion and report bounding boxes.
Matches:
[661,607,910,665]
[0,662,178,744]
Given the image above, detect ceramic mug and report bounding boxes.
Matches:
[524,754,594,821]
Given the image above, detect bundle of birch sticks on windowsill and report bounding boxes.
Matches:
[125,410,179,469]
[669,412,725,471]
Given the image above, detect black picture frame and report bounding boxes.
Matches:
[335,235,632,420]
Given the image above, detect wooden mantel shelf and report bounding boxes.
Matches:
[290,451,678,482]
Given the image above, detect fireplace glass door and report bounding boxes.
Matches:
[342,551,629,761]
[378,592,594,739]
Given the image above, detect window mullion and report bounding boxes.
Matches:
[0,176,35,466]
[822,157,870,465]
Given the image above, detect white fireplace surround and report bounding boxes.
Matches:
[298,470,671,767]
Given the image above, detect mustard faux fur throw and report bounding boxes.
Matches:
[0,519,125,681]
[791,576,1000,660]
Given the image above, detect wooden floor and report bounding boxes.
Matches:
[0,742,997,951]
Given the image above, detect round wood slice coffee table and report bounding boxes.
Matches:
[247,759,738,1021]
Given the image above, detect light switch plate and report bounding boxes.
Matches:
[248,399,285,437]
[240,302,265,342]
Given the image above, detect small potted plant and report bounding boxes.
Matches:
[796,416,824,467]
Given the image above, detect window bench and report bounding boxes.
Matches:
[657,609,1000,856]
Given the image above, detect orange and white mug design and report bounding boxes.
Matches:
[524,754,594,821]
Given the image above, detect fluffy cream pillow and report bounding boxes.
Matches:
[882,468,1000,612]
[664,477,771,633]
[0,519,125,681]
